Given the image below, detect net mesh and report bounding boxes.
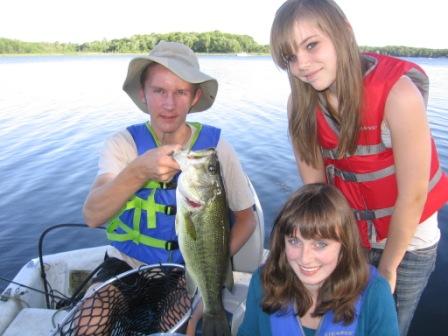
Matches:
[52,264,191,336]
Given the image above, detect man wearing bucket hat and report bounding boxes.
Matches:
[82,41,256,334]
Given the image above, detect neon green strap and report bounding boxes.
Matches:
[106,217,176,249]
[106,184,176,246]
[122,191,174,230]
[106,121,204,248]
[188,122,202,148]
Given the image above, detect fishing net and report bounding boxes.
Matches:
[51,263,191,336]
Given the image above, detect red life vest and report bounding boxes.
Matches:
[316,53,448,248]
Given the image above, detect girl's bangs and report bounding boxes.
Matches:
[271,6,301,69]
[281,203,341,241]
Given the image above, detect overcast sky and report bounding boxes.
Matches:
[1,0,445,49]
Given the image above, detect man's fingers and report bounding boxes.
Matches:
[160,144,182,155]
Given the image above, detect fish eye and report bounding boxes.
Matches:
[208,164,217,174]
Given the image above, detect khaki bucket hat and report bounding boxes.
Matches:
[123,41,218,113]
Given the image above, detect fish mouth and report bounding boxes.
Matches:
[178,184,205,209]
[185,196,202,209]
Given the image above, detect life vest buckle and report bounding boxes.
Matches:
[165,240,179,251]
[340,170,357,182]
[164,205,177,215]
[321,148,338,160]
[354,210,376,221]
[160,180,177,189]
[325,165,335,184]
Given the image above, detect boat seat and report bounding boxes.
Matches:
[222,272,252,336]
[232,176,265,273]
[3,308,67,336]
[224,177,264,335]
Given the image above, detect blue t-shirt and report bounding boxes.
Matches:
[237,267,399,336]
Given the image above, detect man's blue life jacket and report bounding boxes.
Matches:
[106,122,221,265]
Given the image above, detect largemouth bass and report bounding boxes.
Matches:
[174,148,233,336]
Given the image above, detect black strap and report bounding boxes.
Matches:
[164,205,177,215]
[165,240,179,251]
[160,180,177,189]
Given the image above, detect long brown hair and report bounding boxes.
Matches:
[270,0,364,165]
[261,183,369,323]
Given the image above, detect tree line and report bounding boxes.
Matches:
[361,45,448,58]
[0,31,268,54]
[1,31,447,57]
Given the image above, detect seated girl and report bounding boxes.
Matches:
[237,183,399,336]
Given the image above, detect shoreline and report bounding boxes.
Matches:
[0,52,270,57]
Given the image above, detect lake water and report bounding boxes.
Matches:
[0,54,447,335]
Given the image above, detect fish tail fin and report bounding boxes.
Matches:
[202,310,231,336]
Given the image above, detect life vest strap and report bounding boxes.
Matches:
[326,165,395,183]
[341,167,443,221]
[354,207,394,221]
[143,180,177,190]
[106,217,179,250]
[322,143,387,159]
[429,166,443,190]
[124,190,176,230]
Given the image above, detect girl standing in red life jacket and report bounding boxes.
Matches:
[237,184,399,336]
[269,1,448,335]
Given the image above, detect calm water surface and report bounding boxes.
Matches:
[0,55,447,334]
